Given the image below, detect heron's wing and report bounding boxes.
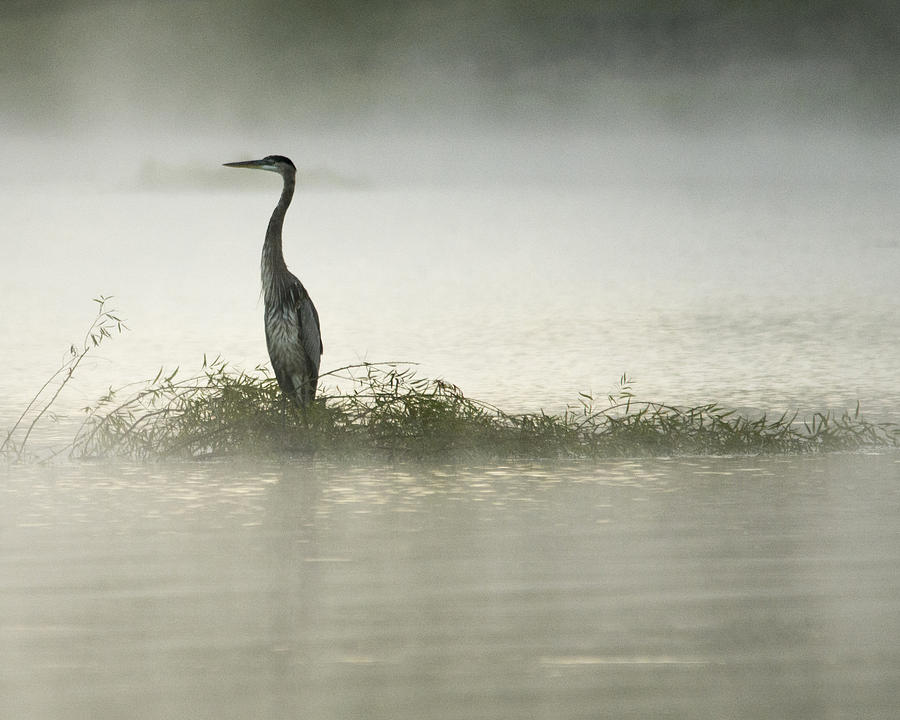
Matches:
[288,279,323,377]
[308,298,323,355]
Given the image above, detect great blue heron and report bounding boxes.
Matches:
[224,155,323,407]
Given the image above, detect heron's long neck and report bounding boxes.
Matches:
[261,172,295,302]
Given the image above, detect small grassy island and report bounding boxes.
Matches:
[4,299,898,462]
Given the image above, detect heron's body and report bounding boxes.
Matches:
[224,155,322,406]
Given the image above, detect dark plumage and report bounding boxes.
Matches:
[224,155,322,406]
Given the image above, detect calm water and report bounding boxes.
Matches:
[1,178,899,717]
[1,179,899,434]
[2,454,900,719]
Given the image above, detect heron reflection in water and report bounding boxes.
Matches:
[224,155,323,408]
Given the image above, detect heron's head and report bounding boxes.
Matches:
[223,155,296,176]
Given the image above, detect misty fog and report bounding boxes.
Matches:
[2,0,899,188]
[4,9,900,719]
[2,0,899,419]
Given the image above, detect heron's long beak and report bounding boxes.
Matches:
[223,159,271,170]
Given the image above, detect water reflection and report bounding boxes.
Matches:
[2,454,899,718]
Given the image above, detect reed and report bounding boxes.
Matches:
[1,296,126,462]
[5,300,897,462]
[69,361,899,461]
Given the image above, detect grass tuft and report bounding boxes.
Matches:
[5,300,898,462]
[68,362,900,461]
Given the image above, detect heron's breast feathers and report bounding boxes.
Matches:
[263,283,322,377]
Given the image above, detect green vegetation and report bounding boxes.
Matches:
[4,300,899,462]
[68,362,898,461]
[1,297,126,463]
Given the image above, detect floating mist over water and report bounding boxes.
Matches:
[1,1,899,439]
[2,1,900,188]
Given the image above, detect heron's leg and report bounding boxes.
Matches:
[299,401,314,454]
[280,392,288,449]
[300,395,311,430]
